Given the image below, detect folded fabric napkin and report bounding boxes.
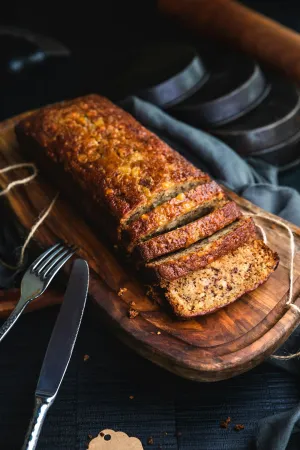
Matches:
[121,96,300,450]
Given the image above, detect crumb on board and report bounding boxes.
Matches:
[130,301,136,306]
[147,437,154,445]
[234,424,245,431]
[129,395,134,400]
[157,331,161,335]
[118,287,128,296]
[145,285,158,299]
[113,244,118,251]
[83,354,90,362]
[128,308,139,319]
[220,417,231,429]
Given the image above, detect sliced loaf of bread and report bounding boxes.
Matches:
[160,240,279,317]
[15,94,279,319]
[125,180,226,250]
[146,217,256,281]
[137,201,241,261]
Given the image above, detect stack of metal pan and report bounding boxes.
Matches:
[127,43,300,171]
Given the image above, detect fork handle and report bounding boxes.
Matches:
[0,297,29,342]
[22,395,54,450]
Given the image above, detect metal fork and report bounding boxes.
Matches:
[0,243,76,343]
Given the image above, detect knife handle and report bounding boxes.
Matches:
[22,395,54,450]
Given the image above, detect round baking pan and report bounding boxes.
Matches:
[211,75,300,155]
[123,43,208,108]
[248,127,300,170]
[169,54,268,127]
[0,26,69,77]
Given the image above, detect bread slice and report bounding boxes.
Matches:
[125,181,226,250]
[160,240,279,318]
[125,178,209,226]
[146,217,256,281]
[137,201,242,261]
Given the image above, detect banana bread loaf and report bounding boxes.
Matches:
[15,94,279,319]
[137,201,242,261]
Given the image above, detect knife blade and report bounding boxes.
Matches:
[22,258,89,450]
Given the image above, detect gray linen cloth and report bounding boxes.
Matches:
[121,96,300,450]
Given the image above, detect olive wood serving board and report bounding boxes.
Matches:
[0,112,300,382]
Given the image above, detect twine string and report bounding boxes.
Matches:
[0,163,58,270]
[0,163,37,196]
[246,212,300,360]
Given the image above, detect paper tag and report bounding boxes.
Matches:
[88,429,144,450]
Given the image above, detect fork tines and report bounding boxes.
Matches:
[31,243,77,279]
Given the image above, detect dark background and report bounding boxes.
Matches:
[1,1,299,119]
[1,1,300,449]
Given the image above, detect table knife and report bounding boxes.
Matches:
[22,258,89,450]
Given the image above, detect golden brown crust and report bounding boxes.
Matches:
[16,94,207,223]
[137,201,242,261]
[147,217,257,281]
[125,181,225,248]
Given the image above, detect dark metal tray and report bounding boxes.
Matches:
[169,53,268,127]
[212,74,300,155]
[249,127,300,170]
[123,42,208,108]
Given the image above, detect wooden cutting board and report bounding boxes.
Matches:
[0,112,300,382]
